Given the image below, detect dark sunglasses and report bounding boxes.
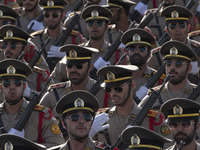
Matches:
[2,42,23,50]
[169,22,186,30]
[0,20,9,25]
[87,20,104,27]
[168,121,195,129]
[105,82,130,93]
[67,63,88,69]
[165,60,187,68]
[2,80,23,88]
[128,46,147,52]
[67,113,93,122]
[44,12,61,18]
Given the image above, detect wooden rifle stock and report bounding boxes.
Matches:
[15,78,51,131]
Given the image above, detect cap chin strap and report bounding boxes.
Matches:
[119,81,132,107]
[72,134,89,143]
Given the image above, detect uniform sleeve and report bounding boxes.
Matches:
[40,91,57,111]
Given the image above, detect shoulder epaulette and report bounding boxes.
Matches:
[191,40,200,48]
[70,30,78,36]
[97,108,109,114]
[153,71,166,80]
[31,30,44,37]
[95,142,105,150]
[151,47,161,54]
[147,110,158,118]
[69,11,81,17]
[33,66,45,74]
[48,82,66,90]
[188,30,200,38]
[34,104,44,111]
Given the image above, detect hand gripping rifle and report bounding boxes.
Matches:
[110,75,170,150]
[15,78,51,131]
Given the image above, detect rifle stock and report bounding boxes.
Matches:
[15,78,51,131]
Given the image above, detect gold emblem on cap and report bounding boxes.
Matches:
[131,134,140,146]
[0,10,3,17]
[171,11,179,18]
[74,98,84,107]
[91,10,99,17]
[69,50,77,58]
[7,65,16,75]
[170,47,178,55]
[6,30,13,38]
[47,0,54,6]
[106,71,115,81]
[4,141,13,150]
[173,105,183,115]
[132,34,141,42]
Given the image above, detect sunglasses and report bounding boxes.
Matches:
[168,121,195,129]
[2,42,23,50]
[165,60,188,68]
[67,113,93,122]
[2,80,23,88]
[44,12,61,18]
[87,20,105,27]
[67,63,88,69]
[105,81,130,93]
[0,20,10,26]
[128,45,147,52]
[169,22,186,30]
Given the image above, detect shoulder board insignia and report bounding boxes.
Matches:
[70,30,78,36]
[97,108,109,114]
[95,142,105,149]
[188,30,200,38]
[49,83,66,90]
[160,74,166,80]
[33,66,45,74]
[184,89,192,94]
[191,41,200,48]
[147,110,158,118]
[34,105,44,111]
[12,3,19,8]
[151,47,161,54]
[108,110,115,115]
[144,74,150,79]
[31,30,44,37]
[152,85,161,91]
[51,123,61,135]
[130,113,136,118]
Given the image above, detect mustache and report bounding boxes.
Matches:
[169,69,178,74]
[131,54,142,58]
[70,72,80,76]
[175,132,187,137]
[75,125,86,130]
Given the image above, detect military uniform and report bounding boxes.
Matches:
[189,29,200,42]
[0,0,19,9]
[166,143,200,150]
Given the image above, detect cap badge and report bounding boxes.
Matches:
[173,105,183,115]
[47,0,54,6]
[171,11,179,18]
[0,10,3,17]
[132,34,141,42]
[106,71,115,81]
[69,50,77,58]
[74,98,84,107]
[7,65,16,75]
[131,134,140,145]
[170,47,178,55]
[6,30,13,38]
[4,141,13,150]
[91,10,99,17]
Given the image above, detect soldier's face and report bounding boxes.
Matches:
[3,41,24,59]
[0,79,24,105]
[165,59,190,85]
[108,7,120,24]
[65,111,93,139]
[44,10,62,29]
[87,20,107,41]
[67,62,90,85]
[23,0,38,12]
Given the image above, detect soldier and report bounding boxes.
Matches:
[148,5,200,81]
[121,126,172,150]
[121,28,165,102]
[161,98,200,150]
[0,133,46,149]
[0,59,65,148]
[30,0,85,72]
[48,90,107,150]
[0,0,19,10]
[40,45,109,137]
[139,40,200,110]
[93,65,172,146]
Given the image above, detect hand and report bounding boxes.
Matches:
[23,83,31,97]
[27,20,44,31]
[94,57,110,70]
[190,61,200,75]
[134,2,148,15]
[136,86,148,100]
[8,128,25,138]
[47,46,65,58]
[89,113,110,138]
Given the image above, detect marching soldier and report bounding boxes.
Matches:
[0,59,65,148]
[48,90,107,150]
[161,98,200,150]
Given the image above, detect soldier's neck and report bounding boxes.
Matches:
[4,100,23,115]
[132,64,147,80]
[168,78,188,93]
[25,7,38,18]
[89,37,104,50]
[176,140,197,150]
[71,77,89,91]
[47,25,61,39]
[69,136,89,150]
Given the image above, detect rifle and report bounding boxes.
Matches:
[188,82,200,100]
[46,0,89,72]
[111,75,170,150]
[134,63,166,104]
[15,78,51,131]
[28,37,51,69]
[17,51,25,60]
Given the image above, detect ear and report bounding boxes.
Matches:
[0,84,2,91]
[187,24,191,32]
[62,120,67,129]
[188,63,192,73]
[131,81,135,89]
[89,63,93,72]
[23,83,27,90]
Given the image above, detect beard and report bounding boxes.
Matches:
[129,54,148,67]
[90,35,103,41]
[174,130,195,146]
[69,68,89,85]
[5,94,23,105]
[25,1,38,12]
[169,69,188,85]
[164,0,175,7]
